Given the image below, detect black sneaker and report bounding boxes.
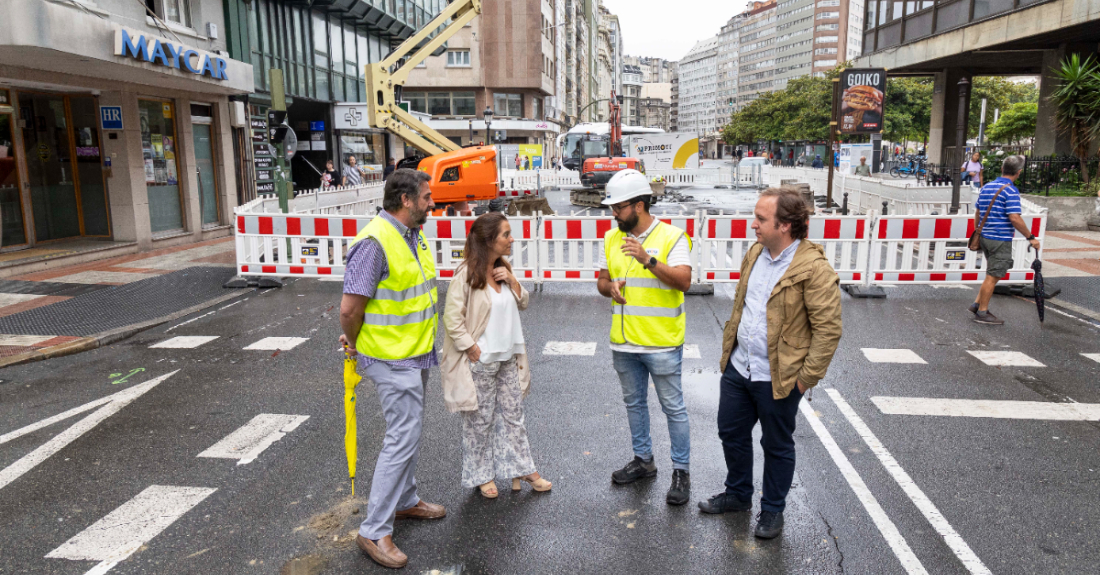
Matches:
[754,510,785,539]
[611,456,658,485]
[666,470,690,505]
[973,311,1004,325]
[968,302,979,315]
[698,492,752,514]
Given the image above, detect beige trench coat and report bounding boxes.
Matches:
[441,263,531,413]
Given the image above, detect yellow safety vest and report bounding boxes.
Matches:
[605,220,691,347]
[351,217,438,360]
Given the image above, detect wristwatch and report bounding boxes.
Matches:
[1026,234,1036,241]
[647,256,658,269]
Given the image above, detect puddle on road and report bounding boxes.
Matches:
[280,554,328,575]
[682,368,722,403]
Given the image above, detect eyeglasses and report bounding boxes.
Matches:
[609,201,634,213]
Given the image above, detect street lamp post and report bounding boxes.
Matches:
[468,118,473,145]
[484,106,498,184]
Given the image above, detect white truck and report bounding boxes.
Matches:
[622,133,700,172]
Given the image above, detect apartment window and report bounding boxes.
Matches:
[162,0,192,27]
[817,11,840,19]
[533,97,542,120]
[405,91,475,116]
[814,47,837,55]
[814,59,838,67]
[816,35,838,43]
[816,23,840,31]
[446,50,471,67]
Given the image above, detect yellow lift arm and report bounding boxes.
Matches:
[365,0,481,156]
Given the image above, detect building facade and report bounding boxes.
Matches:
[670,66,680,132]
[402,0,559,150]
[717,12,744,132]
[624,56,675,84]
[736,1,778,107]
[677,37,719,144]
[637,97,671,131]
[622,64,643,127]
[0,0,252,255]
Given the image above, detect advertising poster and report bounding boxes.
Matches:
[152,134,164,159]
[517,144,543,170]
[838,143,873,174]
[163,136,175,160]
[839,68,886,134]
[166,160,178,185]
[144,158,156,183]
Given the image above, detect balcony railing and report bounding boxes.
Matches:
[862,0,1054,55]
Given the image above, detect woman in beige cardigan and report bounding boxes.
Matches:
[442,213,551,498]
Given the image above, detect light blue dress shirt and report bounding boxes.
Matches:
[731,240,801,382]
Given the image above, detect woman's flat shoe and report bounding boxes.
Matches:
[478,481,498,499]
[512,473,552,492]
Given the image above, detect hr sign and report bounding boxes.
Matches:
[100,106,123,130]
[113,26,228,81]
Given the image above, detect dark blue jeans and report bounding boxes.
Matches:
[717,360,803,513]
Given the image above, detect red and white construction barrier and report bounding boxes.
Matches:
[536,215,699,281]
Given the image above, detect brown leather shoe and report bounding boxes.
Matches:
[357,534,408,569]
[395,500,446,520]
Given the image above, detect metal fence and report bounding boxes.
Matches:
[1017,156,1099,196]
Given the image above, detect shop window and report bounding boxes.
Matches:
[446,50,471,67]
[428,92,451,115]
[403,92,427,114]
[139,100,184,233]
[453,92,475,116]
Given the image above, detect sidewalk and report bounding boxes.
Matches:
[0,238,245,366]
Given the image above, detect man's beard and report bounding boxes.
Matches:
[617,213,638,233]
[410,205,429,227]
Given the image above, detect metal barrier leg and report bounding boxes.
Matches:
[845,212,887,299]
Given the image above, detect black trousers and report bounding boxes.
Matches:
[717,360,803,513]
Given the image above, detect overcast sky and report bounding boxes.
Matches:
[600,0,752,61]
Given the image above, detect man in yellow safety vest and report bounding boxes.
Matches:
[339,169,445,569]
[596,169,694,506]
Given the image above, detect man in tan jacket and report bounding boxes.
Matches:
[698,187,842,540]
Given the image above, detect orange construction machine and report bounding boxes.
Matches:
[364,0,551,216]
[571,91,648,208]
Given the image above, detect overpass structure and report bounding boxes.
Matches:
[855,0,1100,163]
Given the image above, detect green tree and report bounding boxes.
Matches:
[882,77,933,145]
[1050,54,1100,184]
[969,77,1039,139]
[985,102,1037,145]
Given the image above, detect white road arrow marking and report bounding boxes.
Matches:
[0,371,178,492]
[827,390,992,575]
[198,414,309,465]
[872,396,1100,420]
[46,484,215,575]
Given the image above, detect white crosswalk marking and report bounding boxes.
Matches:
[683,344,701,359]
[46,485,215,574]
[1083,353,1100,364]
[243,337,309,351]
[198,414,310,465]
[151,336,220,349]
[0,371,178,492]
[872,396,1100,420]
[967,350,1044,367]
[543,341,597,356]
[861,348,927,364]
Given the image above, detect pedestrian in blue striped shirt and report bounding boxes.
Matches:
[969,155,1041,325]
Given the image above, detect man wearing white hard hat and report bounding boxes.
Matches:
[596,169,694,505]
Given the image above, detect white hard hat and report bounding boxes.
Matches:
[601,169,651,205]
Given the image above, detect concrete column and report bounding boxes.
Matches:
[103,90,152,248]
[927,69,971,165]
[1035,45,1073,157]
[177,98,202,237]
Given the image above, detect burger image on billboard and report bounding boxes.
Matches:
[840,69,886,134]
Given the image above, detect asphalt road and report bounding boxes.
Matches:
[3,273,1100,575]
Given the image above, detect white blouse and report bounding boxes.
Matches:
[475,284,526,363]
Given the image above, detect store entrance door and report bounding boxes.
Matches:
[18,92,109,242]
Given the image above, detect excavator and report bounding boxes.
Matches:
[364,0,552,216]
[569,91,648,208]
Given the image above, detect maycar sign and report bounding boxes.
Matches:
[113,26,228,81]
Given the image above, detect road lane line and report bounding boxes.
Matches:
[798,401,928,575]
[542,341,597,356]
[150,336,219,349]
[1083,353,1100,364]
[0,371,178,492]
[967,350,1044,367]
[165,310,217,333]
[825,390,992,575]
[1,397,114,446]
[871,396,1100,420]
[861,348,927,364]
[243,337,309,351]
[45,484,215,574]
[197,414,310,465]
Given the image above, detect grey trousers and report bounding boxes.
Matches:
[358,362,425,540]
[461,357,537,488]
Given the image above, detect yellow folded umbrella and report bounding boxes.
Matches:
[343,348,362,495]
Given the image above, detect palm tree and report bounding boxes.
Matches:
[1050,54,1100,184]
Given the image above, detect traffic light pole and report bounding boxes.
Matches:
[826,77,840,211]
[270,69,291,215]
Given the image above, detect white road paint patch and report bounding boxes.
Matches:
[872,396,1100,421]
[827,390,992,575]
[46,484,215,572]
[930,285,972,289]
[244,337,309,351]
[967,350,1044,367]
[683,344,701,359]
[861,348,927,364]
[0,293,45,307]
[0,372,178,492]
[165,310,216,333]
[150,336,219,349]
[542,341,597,356]
[1083,353,1100,364]
[198,414,310,465]
[318,278,344,282]
[798,401,928,575]
[0,334,55,346]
